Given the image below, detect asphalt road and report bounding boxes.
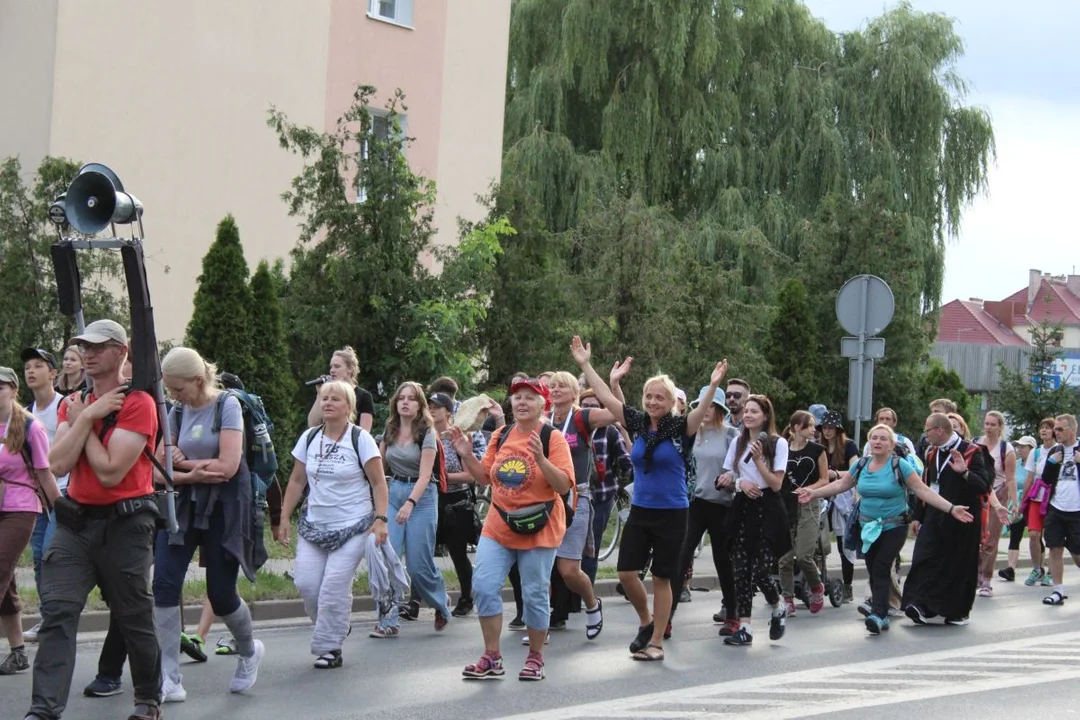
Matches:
[2,576,1077,720]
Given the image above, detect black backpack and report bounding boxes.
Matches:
[495,423,576,527]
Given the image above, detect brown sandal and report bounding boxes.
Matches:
[632,643,664,661]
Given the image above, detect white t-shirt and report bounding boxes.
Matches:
[291,424,381,530]
[31,393,67,491]
[1050,443,1080,513]
[724,435,789,489]
[1027,445,1053,479]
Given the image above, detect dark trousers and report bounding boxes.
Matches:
[98,616,128,679]
[438,494,475,601]
[153,503,241,614]
[0,511,37,617]
[671,499,735,621]
[582,495,615,583]
[865,525,908,618]
[30,512,160,719]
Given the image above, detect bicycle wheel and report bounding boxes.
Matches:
[597,502,622,561]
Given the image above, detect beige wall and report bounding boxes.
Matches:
[48,0,333,343]
[0,0,58,178]
[432,0,511,254]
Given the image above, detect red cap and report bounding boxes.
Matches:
[509,377,552,411]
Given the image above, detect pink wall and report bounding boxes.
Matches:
[325,0,448,184]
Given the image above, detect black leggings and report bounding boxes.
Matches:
[837,535,854,586]
[671,498,735,621]
[731,503,781,618]
[864,525,908,618]
[1007,514,1027,552]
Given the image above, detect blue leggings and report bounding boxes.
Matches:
[152,503,241,615]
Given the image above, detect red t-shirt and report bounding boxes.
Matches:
[59,390,158,506]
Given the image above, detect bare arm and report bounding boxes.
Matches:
[685,361,728,435]
[571,337,627,424]
[407,446,438,500]
[36,468,61,505]
[449,427,488,484]
[358,413,373,432]
[84,428,150,488]
[808,471,856,499]
[49,416,91,477]
[532,432,572,494]
[808,450,831,490]
[307,397,322,428]
[906,471,974,521]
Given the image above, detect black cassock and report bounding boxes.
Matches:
[901,439,990,620]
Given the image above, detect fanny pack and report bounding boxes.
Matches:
[495,500,555,535]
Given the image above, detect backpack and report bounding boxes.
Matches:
[309,424,447,495]
[175,388,278,503]
[496,423,576,527]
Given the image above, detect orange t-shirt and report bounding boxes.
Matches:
[482,425,575,550]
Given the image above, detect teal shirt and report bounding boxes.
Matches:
[857,457,917,523]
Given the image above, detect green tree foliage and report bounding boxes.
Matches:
[765,278,822,419]
[996,322,1080,436]
[269,86,503,402]
[248,260,300,444]
[185,215,256,379]
[918,358,978,429]
[0,156,126,370]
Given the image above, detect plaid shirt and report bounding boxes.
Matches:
[441,430,488,493]
[591,425,632,503]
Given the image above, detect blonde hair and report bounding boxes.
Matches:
[161,347,219,391]
[320,380,357,423]
[867,423,897,446]
[984,410,1006,435]
[947,412,970,439]
[333,346,360,385]
[641,374,678,415]
[1,398,33,458]
[547,371,580,405]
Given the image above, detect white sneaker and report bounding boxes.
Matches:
[228,640,264,693]
[162,676,187,703]
[23,622,41,643]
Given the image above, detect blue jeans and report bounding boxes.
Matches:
[472,536,556,630]
[30,508,56,598]
[379,481,449,629]
[582,495,615,583]
[152,503,241,615]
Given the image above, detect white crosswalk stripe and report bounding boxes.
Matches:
[505,631,1080,719]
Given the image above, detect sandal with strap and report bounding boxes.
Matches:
[632,643,665,662]
[463,652,505,680]
[585,598,603,640]
[314,650,343,669]
[629,621,654,654]
[1044,591,1067,606]
[518,651,544,681]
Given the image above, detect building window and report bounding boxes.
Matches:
[355,111,406,203]
[368,0,413,28]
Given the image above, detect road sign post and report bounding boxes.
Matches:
[837,275,894,445]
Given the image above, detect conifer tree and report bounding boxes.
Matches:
[185,215,255,379]
[765,278,822,419]
[248,260,299,440]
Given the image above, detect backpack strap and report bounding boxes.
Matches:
[891,456,904,487]
[851,456,870,481]
[211,390,230,434]
[304,425,323,452]
[495,422,552,459]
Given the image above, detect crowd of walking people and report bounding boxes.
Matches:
[3,320,1080,718]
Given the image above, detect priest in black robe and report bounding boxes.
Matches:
[902,412,991,624]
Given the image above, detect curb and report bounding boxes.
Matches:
[21,554,1027,634]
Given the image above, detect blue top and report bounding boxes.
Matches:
[1016,459,1029,497]
[857,457,917,523]
[629,432,690,510]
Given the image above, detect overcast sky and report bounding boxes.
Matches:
[802,0,1078,304]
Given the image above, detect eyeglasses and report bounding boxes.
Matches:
[724,391,743,399]
[78,341,121,353]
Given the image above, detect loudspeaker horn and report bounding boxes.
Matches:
[65,164,143,235]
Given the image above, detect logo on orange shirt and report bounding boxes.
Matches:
[496,456,530,493]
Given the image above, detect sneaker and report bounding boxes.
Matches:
[228,639,264,693]
[434,612,449,632]
[865,614,884,635]
[998,567,1016,582]
[843,585,854,604]
[808,584,825,614]
[784,598,797,617]
[723,627,753,646]
[0,650,29,675]
[548,618,567,631]
[22,622,41,644]
[1025,568,1044,586]
[769,606,787,641]
[84,674,124,697]
[162,676,186,703]
[462,652,505,680]
[507,615,526,631]
[518,651,544,681]
[712,610,726,624]
[887,606,902,618]
[904,604,928,625]
[1041,572,1055,587]
[215,636,238,656]
[978,584,993,598]
[452,597,474,618]
[718,618,740,637]
[521,632,549,645]
[857,601,872,618]
[400,599,420,621]
[369,626,400,639]
[180,632,208,663]
[679,587,692,603]
[945,616,970,626]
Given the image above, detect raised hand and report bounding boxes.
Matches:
[710,360,728,387]
[570,336,592,366]
[610,357,634,384]
[84,387,127,420]
[528,431,547,463]
[448,426,471,457]
[948,448,969,474]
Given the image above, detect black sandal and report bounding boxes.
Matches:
[629,621,654,654]
[314,650,343,669]
[1043,591,1067,606]
[585,598,603,640]
[632,643,665,662]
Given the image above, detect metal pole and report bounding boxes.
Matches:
[854,276,869,446]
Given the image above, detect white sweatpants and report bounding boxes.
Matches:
[293,532,368,655]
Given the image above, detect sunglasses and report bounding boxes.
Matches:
[724,391,744,399]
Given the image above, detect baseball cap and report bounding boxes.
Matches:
[0,367,19,388]
[689,385,729,414]
[71,319,128,346]
[429,392,455,412]
[1015,435,1037,448]
[20,348,57,370]
[509,377,552,410]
